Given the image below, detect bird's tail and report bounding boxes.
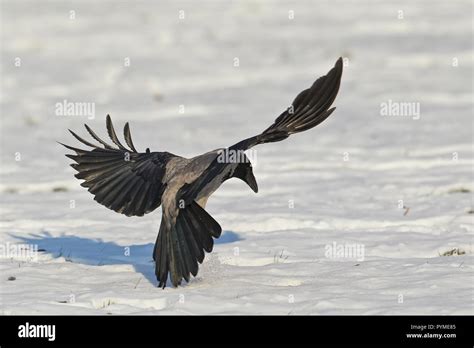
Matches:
[153,202,222,288]
[232,57,343,150]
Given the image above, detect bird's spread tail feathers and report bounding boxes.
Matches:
[154,201,222,288]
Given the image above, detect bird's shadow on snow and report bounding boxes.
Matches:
[215,230,242,244]
[11,230,242,287]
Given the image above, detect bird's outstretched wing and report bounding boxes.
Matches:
[233,57,343,150]
[61,115,177,216]
[180,57,343,204]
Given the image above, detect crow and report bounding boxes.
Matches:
[61,57,343,288]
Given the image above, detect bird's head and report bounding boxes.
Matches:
[233,161,258,193]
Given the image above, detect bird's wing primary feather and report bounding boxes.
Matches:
[61,115,177,216]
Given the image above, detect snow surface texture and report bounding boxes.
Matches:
[0,0,472,315]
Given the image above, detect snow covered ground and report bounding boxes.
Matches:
[0,0,472,314]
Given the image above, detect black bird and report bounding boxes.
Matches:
[61,57,343,288]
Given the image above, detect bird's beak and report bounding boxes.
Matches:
[245,168,258,193]
[233,163,259,193]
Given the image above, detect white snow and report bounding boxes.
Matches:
[0,0,472,314]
